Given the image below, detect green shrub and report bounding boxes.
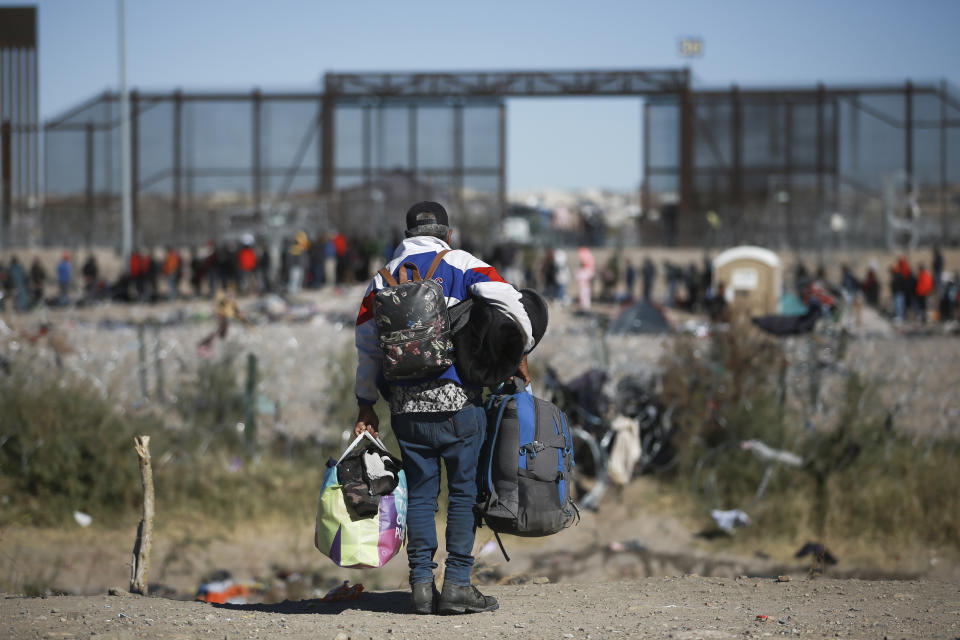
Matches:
[0,357,161,524]
[0,349,325,528]
[659,322,960,551]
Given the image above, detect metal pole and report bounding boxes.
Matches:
[137,322,149,400]
[362,103,371,188]
[731,84,743,240]
[831,99,840,234]
[119,0,133,261]
[1,120,10,250]
[173,89,182,227]
[320,75,335,196]
[409,103,418,199]
[454,101,463,213]
[1,50,5,139]
[498,100,506,245]
[244,353,258,456]
[905,81,913,187]
[940,80,949,241]
[816,84,825,225]
[32,46,38,206]
[153,324,165,403]
[86,122,94,246]
[131,90,139,247]
[641,101,650,235]
[252,88,261,214]
[784,102,794,249]
[679,69,694,239]
[16,48,22,209]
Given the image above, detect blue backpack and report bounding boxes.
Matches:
[476,388,579,560]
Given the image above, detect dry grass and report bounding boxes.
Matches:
[658,322,960,556]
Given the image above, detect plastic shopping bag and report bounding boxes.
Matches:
[315,432,407,568]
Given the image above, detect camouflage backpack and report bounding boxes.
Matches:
[374,250,454,381]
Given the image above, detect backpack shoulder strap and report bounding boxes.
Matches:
[398,262,422,283]
[424,249,451,280]
[378,267,398,287]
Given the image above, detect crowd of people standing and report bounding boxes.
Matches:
[0,230,393,312]
[2,237,957,327]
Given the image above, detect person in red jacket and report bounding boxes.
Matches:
[915,263,934,323]
[129,249,147,302]
[162,247,182,300]
[237,238,258,295]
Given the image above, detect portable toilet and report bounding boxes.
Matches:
[713,246,781,316]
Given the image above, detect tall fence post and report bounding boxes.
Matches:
[252,88,262,215]
[137,322,149,400]
[85,122,95,246]
[131,89,140,247]
[153,323,165,403]
[244,352,258,455]
[905,81,913,194]
[173,89,183,239]
[0,120,10,251]
[940,79,949,241]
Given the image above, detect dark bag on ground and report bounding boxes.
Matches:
[374,250,453,381]
[476,385,579,559]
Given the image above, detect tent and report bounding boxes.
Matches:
[608,301,672,334]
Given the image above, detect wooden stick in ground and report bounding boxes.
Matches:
[130,435,155,595]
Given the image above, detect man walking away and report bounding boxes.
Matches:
[354,201,534,616]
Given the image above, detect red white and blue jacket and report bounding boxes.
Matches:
[355,235,533,405]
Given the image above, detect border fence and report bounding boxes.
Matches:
[644,81,960,248]
[6,69,960,249]
[39,90,504,249]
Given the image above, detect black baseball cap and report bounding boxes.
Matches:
[405,201,450,238]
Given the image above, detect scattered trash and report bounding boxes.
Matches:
[479,540,499,556]
[195,570,250,605]
[319,580,364,602]
[755,614,769,622]
[795,541,838,573]
[608,539,648,553]
[710,508,751,533]
[606,415,641,486]
[73,511,92,527]
[740,439,803,467]
[776,575,792,583]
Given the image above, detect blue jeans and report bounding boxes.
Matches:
[391,404,485,587]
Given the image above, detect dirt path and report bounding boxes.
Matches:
[3,577,958,639]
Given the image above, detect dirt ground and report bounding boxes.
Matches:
[3,259,960,638]
[3,576,959,640]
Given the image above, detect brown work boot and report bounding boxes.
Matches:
[436,582,499,615]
